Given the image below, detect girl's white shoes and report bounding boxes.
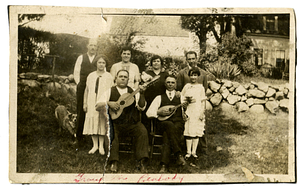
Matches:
[88,147,98,154]
[192,153,198,158]
[185,153,191,159]
[185,153,198,160]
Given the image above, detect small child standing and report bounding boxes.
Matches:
[181,68,206,159]
[83,55,113,155]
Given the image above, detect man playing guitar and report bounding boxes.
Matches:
[96,69,149,173]
[146,75,187,173]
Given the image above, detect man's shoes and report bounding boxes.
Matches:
[159,164,168,173]
[139,158,148,173]
[176,155,187,166]
[110,161,118,172]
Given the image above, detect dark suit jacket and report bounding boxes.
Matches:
[176,66,211,92]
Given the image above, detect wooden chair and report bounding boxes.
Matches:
[149,118,163,161]
[149,118,187,162]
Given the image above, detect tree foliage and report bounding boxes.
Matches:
[181,15,243,54]
[200,33,257,78]
[18,14,48,72]
[18,23,89,75]
[97,33,151,73]
[217,33,253,65]
[18,14,45,26]
[217,33,257,76]
[49,34,89,75]
[106,9,158,71]
[18,26,52,71]
[181,14,261,77]
[111,9,157,36]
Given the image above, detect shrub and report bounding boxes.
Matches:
[240,59,259,77]
[217,33,258,76]
[218,33,253,65]
[206,59,241,80]
[198,52,218,70]
[199,33,258,78]
[271,67,283,79]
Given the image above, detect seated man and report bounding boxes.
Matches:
[96,69,149,173]
[146,75,186,173]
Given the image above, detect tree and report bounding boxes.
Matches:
[110,9,157,36]
[109,9,157,49]
[180,14,244,54]
[181,15,213,54]
[18,26,53,71]
[18,14,48,71]
[201,33,257,77]
[18,14,45,26]
[18,14,89,74]
[217,33,256,76]
[106,9,158,71]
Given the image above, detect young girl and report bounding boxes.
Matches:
[181,67,206,159]
[83,55,113,155]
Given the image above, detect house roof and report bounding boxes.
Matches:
[109,15,190,37]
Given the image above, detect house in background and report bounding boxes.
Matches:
[108,14,290,78]
[108,15,199,60]
[244,15,290,79]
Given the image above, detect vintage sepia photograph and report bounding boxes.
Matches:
[9,5,296,184]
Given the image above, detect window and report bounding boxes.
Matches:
[276,50,285,70]
[263,15,279,34]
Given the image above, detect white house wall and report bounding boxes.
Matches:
[249,35,289,67]
[133,35,200,58]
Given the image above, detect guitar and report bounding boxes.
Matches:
[109,75,160,120]
[157,96,193,121]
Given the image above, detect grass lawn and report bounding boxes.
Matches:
[16,84,289,175]
[234,74,289,86]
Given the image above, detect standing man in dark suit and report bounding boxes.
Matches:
[73,38,98,147]
[176,51,209,92]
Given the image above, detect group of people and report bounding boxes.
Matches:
[73,38,209,173]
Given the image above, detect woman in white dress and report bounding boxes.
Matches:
[181,68,206,159]
[83,55,113,154]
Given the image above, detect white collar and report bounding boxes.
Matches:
[116,86,127,90]
[166,90,176,95]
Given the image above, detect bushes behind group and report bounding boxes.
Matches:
[18,32,286,81]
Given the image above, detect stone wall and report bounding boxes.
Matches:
[17,72,291,114]
[18,72,77,96]
[206,79,290,114]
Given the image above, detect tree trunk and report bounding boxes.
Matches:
[196,31,207,55]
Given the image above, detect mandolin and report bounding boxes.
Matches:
[157,96,192,121]
[109,75,160,120]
